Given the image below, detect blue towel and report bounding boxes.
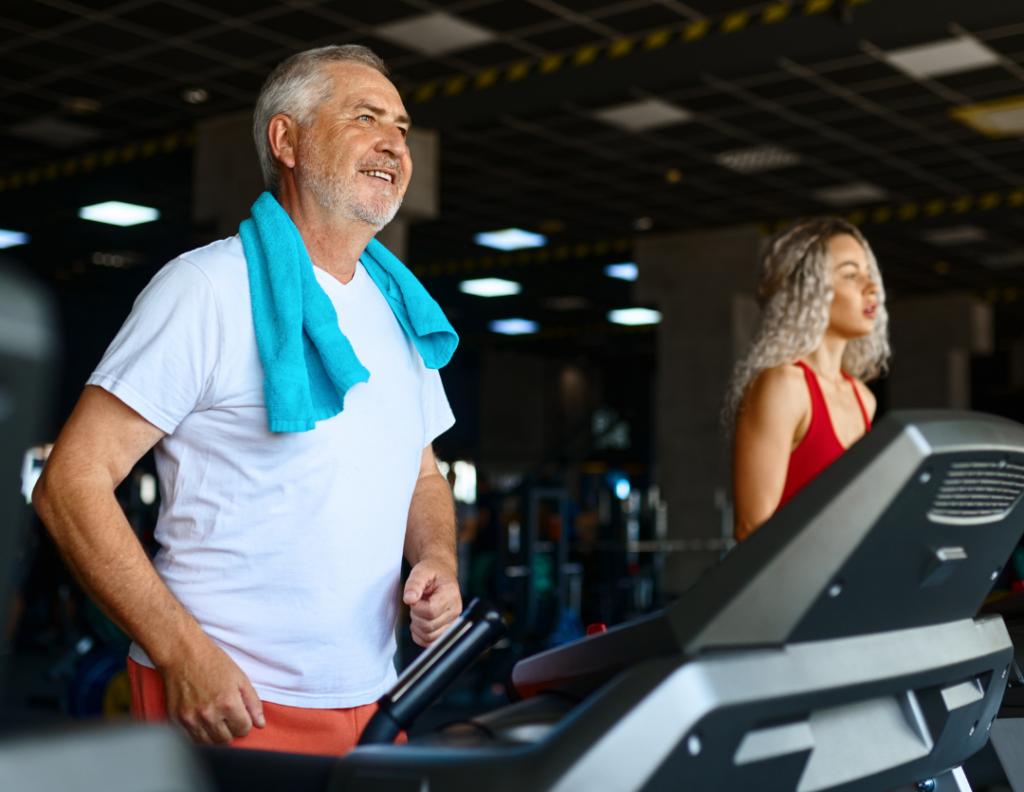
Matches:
[239,191,458,433]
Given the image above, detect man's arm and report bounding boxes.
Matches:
[403,444,461,646]
[33,385,264,744]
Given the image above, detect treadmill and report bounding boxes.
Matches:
[201,409,1024,792]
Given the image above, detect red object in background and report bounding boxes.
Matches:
[1013,580,1024,594]
[587,623,607,636]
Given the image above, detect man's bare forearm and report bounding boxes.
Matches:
[34,463,203,670]
[404,470,457,577]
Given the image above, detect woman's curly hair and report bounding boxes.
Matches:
[723,217,890,434]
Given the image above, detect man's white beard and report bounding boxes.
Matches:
[297,141,403,232]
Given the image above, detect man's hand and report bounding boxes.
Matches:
[160,632,265,745]
[403,559,462,647]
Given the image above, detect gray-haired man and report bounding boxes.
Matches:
[34,45,461,754]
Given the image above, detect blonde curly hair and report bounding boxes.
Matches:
[724,217,890,433]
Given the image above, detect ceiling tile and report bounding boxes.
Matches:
[885,36,1002,79]
[375,12,496,57]
[597,5,684,34]
[194,28,281,60]
[0,5,79,30]
[118,3,218,37]
[458,1,561,32]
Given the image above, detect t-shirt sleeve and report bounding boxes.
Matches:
[87,258,221,435]
[421,367,455,448]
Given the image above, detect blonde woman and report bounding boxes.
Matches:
[727,218,890,542]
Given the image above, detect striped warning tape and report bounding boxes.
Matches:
[0,130,196,194]
[401,0,873,105]
[762,186,1024,235]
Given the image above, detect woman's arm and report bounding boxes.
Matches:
[732,366,809,542]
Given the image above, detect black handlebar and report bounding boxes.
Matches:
[358,599,506,746]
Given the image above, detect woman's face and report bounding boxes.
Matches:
[827,233,879,339]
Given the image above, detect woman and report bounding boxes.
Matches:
[727,218,890,542]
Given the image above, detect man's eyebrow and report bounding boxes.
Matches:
[355,101,411,126]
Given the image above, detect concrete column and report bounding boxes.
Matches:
[886,294,993,410]
[634,225,762,596]
[192,111,439,259]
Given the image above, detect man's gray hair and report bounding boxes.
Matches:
[253,44,389,190]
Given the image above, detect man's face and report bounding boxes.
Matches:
[295,62,412,231]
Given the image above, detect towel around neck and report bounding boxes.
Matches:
[239,191,458,433]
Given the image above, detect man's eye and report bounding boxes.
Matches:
[359,114,373,121]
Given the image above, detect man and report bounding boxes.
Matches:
[33,44,461,755]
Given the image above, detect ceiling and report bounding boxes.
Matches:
[2,0,1024,339]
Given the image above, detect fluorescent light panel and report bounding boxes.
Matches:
[459,278,522,297]
[950,94,1024,138]
[886,37,1000,79]
[0,229,29,249]
[79,201,160,227]
[812,182,888,207]
[608,308,662,326]
[716,145,800,174]
[605,262,638,281]
[489,318,539,335]
[593,98,692,132]
[474,228,547,251]
[375,12,495,56]
[922,225,988,247]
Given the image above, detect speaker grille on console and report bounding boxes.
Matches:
[928,461,1024,525]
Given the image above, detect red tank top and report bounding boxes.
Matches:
[777,361,871,511]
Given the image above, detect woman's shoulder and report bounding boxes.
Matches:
[750,362,807,395]
[743,363,810,417]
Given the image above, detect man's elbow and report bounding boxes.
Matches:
[32,469,56,528]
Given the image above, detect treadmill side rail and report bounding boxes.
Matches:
[331,617,1011,792]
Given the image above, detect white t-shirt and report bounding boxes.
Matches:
[88,235,455,708]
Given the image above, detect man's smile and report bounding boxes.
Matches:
[361,169,394,184]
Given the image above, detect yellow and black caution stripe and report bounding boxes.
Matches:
[0,130,196,195]
[763,186,1024,235]
[401,0,873,106]
[415,184,1024,280]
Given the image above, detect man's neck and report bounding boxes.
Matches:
[275,182,376,285]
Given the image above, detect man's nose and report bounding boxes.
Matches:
[378,125,408,159]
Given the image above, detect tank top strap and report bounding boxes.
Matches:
[794,360,828,419]
[841,370,872,431]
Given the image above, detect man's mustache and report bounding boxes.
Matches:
[356,157,403,183]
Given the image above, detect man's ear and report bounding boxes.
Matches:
[268,114,298,172]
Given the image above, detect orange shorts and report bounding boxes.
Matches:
[127,657,406,756]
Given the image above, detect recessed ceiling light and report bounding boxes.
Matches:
[592,98,692,132]
[885,37,1000,79]
[489,318,539,335]
[9,116,101,148]
[78,201,160,227]
[459,278,522,297]
[0,229,29,249]
[375,11,495,56]
[950,94,1024,138]
[922,225,988,246]
[474,228,547,251]
[982,249,1024,269]
[608,308,662,326]
[716,145,800,174]
[605,263,638,281]
[182,88,209,104]
[812,182,888,207]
